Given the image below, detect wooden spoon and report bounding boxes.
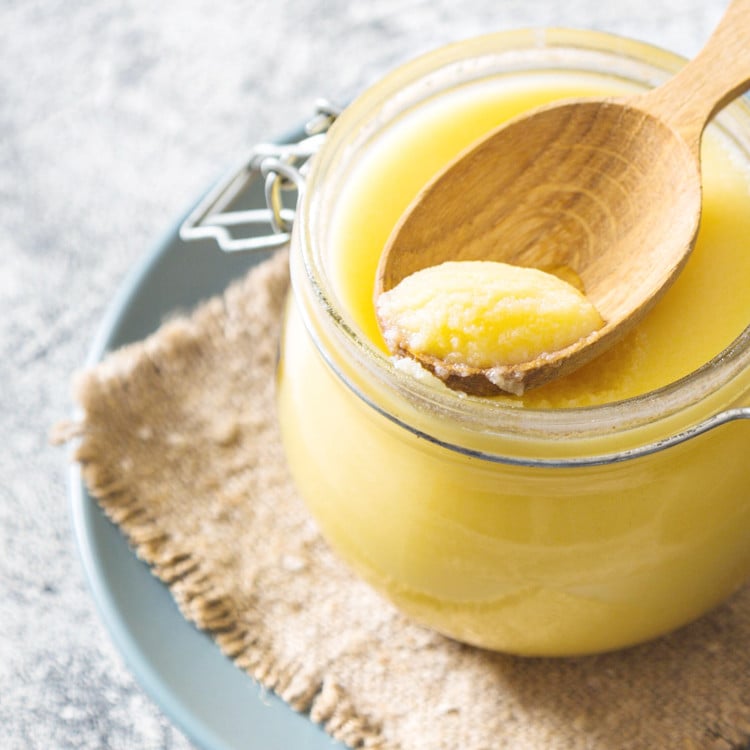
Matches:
[375,0,750,396]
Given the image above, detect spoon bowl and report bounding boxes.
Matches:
[375,0,750,395]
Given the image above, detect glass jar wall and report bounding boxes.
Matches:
[277,29,750,656]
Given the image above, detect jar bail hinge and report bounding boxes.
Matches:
[179,100,341,253]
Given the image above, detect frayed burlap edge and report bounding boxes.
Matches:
[58,249,387,750]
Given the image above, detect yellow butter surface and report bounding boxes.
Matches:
[376,260,604,369]
[330,73,750,407]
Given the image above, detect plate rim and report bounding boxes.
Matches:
[66,198,345,749]
[68,212,237,750]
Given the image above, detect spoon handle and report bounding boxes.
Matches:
[636,0,750,149]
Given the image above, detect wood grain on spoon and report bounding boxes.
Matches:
[375,0,750,395]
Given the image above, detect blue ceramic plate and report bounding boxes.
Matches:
[68,162,349,750]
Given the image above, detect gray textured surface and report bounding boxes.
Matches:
[0,1,730,748]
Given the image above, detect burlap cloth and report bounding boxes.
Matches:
[66,248,750,750]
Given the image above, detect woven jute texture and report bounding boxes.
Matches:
[69,249,750,750]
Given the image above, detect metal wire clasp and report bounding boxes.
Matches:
[180,100,341,253]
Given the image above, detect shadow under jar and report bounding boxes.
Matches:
[276,28,750,657]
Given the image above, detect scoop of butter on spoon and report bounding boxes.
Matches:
[377,261,603,395]
[375,0,750,395]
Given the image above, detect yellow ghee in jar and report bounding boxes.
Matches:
[329,73,750,407]
[277,56,750,655]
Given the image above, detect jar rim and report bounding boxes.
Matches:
[296,27,750,463]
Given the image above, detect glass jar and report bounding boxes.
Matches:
[276,28,750,656]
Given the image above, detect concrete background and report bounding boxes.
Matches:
[0,0,731,747]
